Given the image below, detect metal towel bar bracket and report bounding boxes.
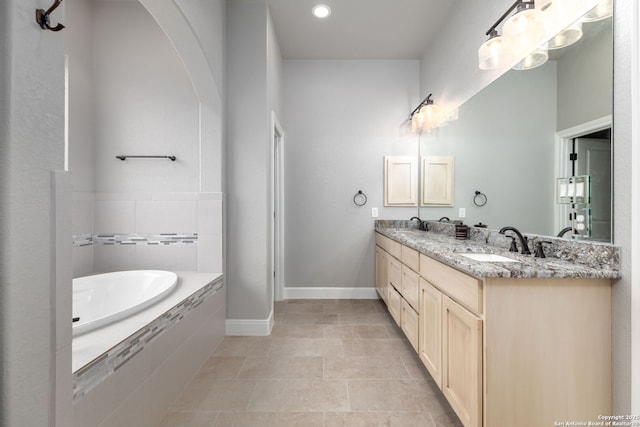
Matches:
[116,155,177,161]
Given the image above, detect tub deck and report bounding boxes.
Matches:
[73,271,221,371]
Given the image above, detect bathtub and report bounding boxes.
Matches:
[72,270,178,336]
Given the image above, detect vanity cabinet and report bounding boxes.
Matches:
[375,231,612,427]
[420,254,483,427]
[375,233,420,336]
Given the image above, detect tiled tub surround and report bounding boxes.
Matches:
[375,220,620,279]
[73,272,225,427]
[72,192,223,276]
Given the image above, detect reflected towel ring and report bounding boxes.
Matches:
[353,190,367,206]
[473,190,487,207]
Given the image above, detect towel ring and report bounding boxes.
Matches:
[473,190,487,207]
[353,190,367,206]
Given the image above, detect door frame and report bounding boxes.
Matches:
[270,111,285,302]
[553,115,612,236]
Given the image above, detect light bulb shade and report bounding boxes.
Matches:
[478,34,515,70]
[581,0,612,22]
[503,8,545,48]
[547,21,583,49]
[411,110,424,132]
[512,44,549,70]
[419,103,442,130]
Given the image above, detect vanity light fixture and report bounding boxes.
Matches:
[502,0,545,48]
[312,4,331,19]
[408,94,445,134]
[478,0,537,70]
[478,29,515,70]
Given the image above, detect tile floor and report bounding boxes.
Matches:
[158,299,463,427]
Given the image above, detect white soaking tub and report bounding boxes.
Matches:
[72,270,178,336]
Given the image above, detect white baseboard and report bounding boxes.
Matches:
[283,287,379,300]
[226,308,274,336]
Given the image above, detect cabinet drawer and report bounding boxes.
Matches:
[401,245,420,272]
[401,265,420,312]
[387,285,402,326]
[401,299,419,351]
[376,233,402,260]
[420,254,482,315]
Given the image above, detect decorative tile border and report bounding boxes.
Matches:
[73,233,198,247]
[72,275,223,402]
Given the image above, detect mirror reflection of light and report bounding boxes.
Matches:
[581,0,612,22]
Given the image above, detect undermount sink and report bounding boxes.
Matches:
[458,253,518,263]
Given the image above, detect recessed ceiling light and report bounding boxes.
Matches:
[312,4,331,19]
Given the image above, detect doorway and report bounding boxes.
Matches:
[555,116,612,242]
[271,112,285,302]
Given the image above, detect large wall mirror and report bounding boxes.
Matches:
[418,10,613,242]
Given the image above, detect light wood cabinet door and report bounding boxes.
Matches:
[442,295,482,427]
[401,299,419,351]
[387,284,402,326]
[421,155,454,206]
[419,278,442,388]
[384,156,418,206]
[375,247,388,303]
[401,265,420,311]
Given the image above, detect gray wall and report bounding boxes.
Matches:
[612,0,635,412]
[557,20,613,131]
[0,1,66,424]
[419,63,558,235]
[282,60,420,289]
[226,0,283,320]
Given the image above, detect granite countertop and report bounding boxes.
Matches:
[376,228,620,280]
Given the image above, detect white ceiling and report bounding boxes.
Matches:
[266,0,462,60]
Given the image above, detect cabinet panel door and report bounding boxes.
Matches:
[401,299,419,351]
[419,278,442,388]
[384,156,418,206]
[387,285,402,326]
[421,156,454,206]
[401,265,420,311]
[442,296,482,427]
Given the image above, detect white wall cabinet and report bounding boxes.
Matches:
[384,156,418,206]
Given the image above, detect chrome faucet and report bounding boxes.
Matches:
[410,216,428,231]
[499,226,531,255]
